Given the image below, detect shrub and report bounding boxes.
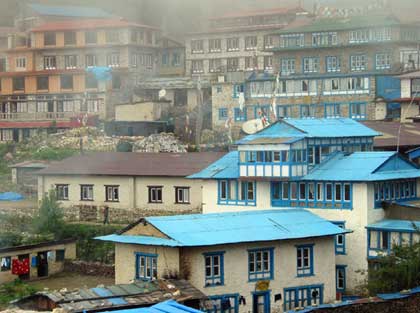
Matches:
[32,190,65,238]
[0,279,38,306]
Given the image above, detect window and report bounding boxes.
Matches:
[44,32,56,46]
[0,58,6,72]
[209,39,221,52]
[60,75,73,89]
[325,183,333,201]
[350,102,367,120]
[227,58,239,71]
[64,31,76,45]
[326,56,340,72]
[308,183,315,200]
[80,185,93,201]
[44,56,56,70]
[85,31,97,44]
[64,55,77,69]
[220,180,228,199]
[218,180,256,205]
[344,183,351,202]
[299,183,306,200]
[245,56,258,71]
[175,187,190,204]
[13,77,24,91]
[296,245,314,276]
[277,105,291,118]
[55,250,65,262]
[36,76,49,90]
[218,108,228,120]
[349,29,369,43]
[303,57,319,73]
[281,58,295,74]
[350,55,367,71]
[135,253,157,281]
[336,266,346,292]
[15,57,26,70]
[325,103,341,118]
[248,248,273,281]
[1,257,11,272]
[172,52,181,66]
[376,53,391,70]
[245,36,257,50]
[227,38,239,51]
[112,74,121,89]
[264,56,273,70]
[85,54,97,67]
[300,105,315,118]
[234,108,246,121]
[332,222,346,254]
[323,77,369,95]
[106,30,119,43]
[335,184,342,201]
[264,35,275,49]
[207,295,239,313]
[280,34,304,48]
[191,40,203,53]
[312,32,337,46]
[209,59,222,73]
[148,186,162,203]
[56,184,69,200]
[161,53,168,66]
[192,60,204,73]
[105,185,119,202]
[204,252,224,286]
[85,73,98,89]
[107,53,120,67]
[146,31,153,44]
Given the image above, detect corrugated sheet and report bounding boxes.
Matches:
[361,121,420,148]
[102,300,204,313]
[187,151,238,179]
[366,219,420,232]
[29,3,113,18]
[97,209,347,247]
[96,235,180,247]
[302,152,420,181]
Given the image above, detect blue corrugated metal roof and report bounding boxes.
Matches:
[101,300,203,313]
[91,288,127,305]
[95,234,180,247]
[237,118,380,144]
[366,219,420,232]
[96,209,347,247]
[28,3,113,18]
[303,152,420,181]
[187,151,238,179]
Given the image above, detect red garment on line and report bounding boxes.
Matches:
[11,258,30,275]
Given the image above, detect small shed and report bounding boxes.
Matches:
[9,161,51,193]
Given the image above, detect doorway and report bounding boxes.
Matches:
[37,251,48,277]
[252,291,270,313]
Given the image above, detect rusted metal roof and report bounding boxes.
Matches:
[37,152,226,177]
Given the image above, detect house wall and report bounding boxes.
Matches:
[115,101,170,122]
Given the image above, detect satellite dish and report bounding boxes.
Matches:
[242,118,265,135]
[159,89,166,99]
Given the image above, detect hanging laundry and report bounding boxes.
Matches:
[12,258,30,275]
[1,257,11,271]
[47,251,55,261]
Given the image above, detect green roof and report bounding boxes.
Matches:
[276,15,401,34]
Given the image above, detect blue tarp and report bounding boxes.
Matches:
[0,192,24,201]
[86,67,112,81]
[101,300,203,313]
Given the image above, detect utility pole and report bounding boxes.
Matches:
[194,76,203,150]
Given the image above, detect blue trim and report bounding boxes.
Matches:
[284,284,324,311]
[324,103,341,118]
[232,83,245,98]
[326,56,341,73]
[252,290,271,313]
[206,294,239,313]
[203,251,225,287]
[134,252,157,281]
[234,107,247,121]
[331,221,346,255]
[217,179,256,206]
[373,180,417,208]
[349,102,367,120]
[336,265,347,292]
[296,244,314,277]
[248,247,274,281]
[375,52,392,70]
[218,108,228,120]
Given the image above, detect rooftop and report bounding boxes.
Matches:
[37,152,226,177]
[236,118,380,144]
[209,7,306,20]
[366,219,420,232]
[102,300,204,313]
[96,209,347,247]
[188,151,239,179]
[28,3,114,18]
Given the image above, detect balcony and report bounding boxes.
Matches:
[0,112,85,121]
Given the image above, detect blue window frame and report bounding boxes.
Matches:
[204,251,224,287]
[350,54,367,71]
[374,180,417,208]
[326,56,340,72]
[277,105,292,119]
[218,108,228,120]
[332,222,346,254]
[248,248,274,281]
[302,57,320,73]
[252,291,271,313]
[300,104,315,118]
[375,53,391,70]
[232,84,244,98]
[296,244,314,277]
[205,294,239,313]
[336,265,347,292]
[135,252,157,281]
[252,105,271,122]
[284,285,323,311]
[325,103,341,118]
[350,102,367,120]
[218,180,256,206]
[234,108,246,121]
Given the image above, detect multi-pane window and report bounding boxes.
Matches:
[245,56,258,71]
[296,245,314,276]
[350,55,367,71]
[105,185,119,202]
[106,53,120,67]
[15,57,26,70]
[209,39,221,52]
[218,108,228,120]
[303,57,320,73]
[281,58,295,74]
[207,295,239,313]
[248,248,273,281]
[325,103,341,118]
[326,56,340,72]
[350,102,367,120]
[280,34,304,48]
[148,186,163,203]
[55,250,65,262]
[264,56,273,70]
[0,58,6,72]
[80,185,93,201]
[64,55,77,69]
[44,56,57,70]
[218,180,256,205]
[374,180,417,207]
[312,32,338,46]
[284,285,323,311]
[323,77,369,95]
[105,30,120,43]
[349,29,369,43]
[60,75,73,89]
[85,73,98,89]
[245,36,257,50]
[264,35,275,49]
[204,252,224,286]
[13,77,24,91]
[64,31,76,45]
[227,58,239,72]
[370,27,392,42]
[44,32,56,46]
[85,31,97,44]
[227,38,239,51]
[332,222,346,254]
[191,40,203,53]
[85,54,97,67]
[209,59,222,73]
[56,184,69,200]
[336,266,346,292]
[300,105,315,118]
[192,60,204,73]
[376,53,391,70]
[135,253,157,281]
[175,187,190,204]
[234,107,246,121]
[36,76,49,90]
[145,31,153,45]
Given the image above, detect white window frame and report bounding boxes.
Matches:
[175,187,190,204]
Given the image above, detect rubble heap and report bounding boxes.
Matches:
[133,133,187,153]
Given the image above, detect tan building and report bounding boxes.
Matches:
[98,209,347,313]
[37,152,225,222]
[0,239,76,284]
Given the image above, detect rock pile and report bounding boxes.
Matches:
[133,133,187,153]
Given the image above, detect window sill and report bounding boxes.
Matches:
[204,282,224,288]
[57,199,69,201]
[105,200,119,203]
[175,202,190,205]
[148,202,163,204]
[297,273,314,278]
[80,199,94,202]
[248,277,273,283]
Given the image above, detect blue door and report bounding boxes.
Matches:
[252,291,270,313]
